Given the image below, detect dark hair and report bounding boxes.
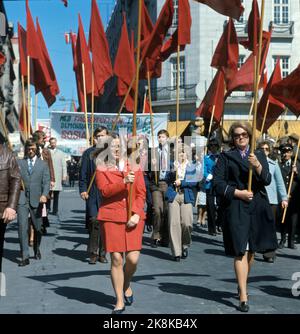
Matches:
[24,138,37,158]
[258,140,271,150]
[49,137,56,142]
[32,130,45,141]
[94,126,108,137]
[228,121,252,147]
[157,129,169,138]
[93,133,118,162]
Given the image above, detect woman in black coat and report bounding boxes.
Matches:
[213,121,277,312]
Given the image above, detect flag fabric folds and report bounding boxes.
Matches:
[195,69,225,124]
[114,13,136,112]
[211,18,239,84]
[88,0,113,96]
[225,31,271,97]
[271,64,300,117]
[240,0,260,55]
[194,0,244,20]
[256,60,285,132]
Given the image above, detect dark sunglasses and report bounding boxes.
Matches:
[233,132,249,139]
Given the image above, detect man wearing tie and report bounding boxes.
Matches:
[17,139,50,266]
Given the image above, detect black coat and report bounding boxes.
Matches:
[213,148,278,257]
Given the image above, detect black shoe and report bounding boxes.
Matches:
[173,256,180,262]
[18,258,30,267]
[41,226,47,235]
[111,306,125,314]
[98,255,108,263]
[151,239,159,248]
[237,301,249,312]
[160,240,169,247]
[89,255,98,264]
[124,293,134,306]
[263,256,274,263]
[34,251,41,260]
[181,248,188,259]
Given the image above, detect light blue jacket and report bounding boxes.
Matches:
[265,157,288,205]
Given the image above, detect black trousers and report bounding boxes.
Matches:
[87,217,105,257]
[206,190,217,234]
[263,205,278,259]
[50,191,60,215]
[0,220,7,272]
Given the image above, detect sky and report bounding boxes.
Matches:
[3,0,116,119]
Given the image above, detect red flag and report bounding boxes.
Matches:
[257,60,285,132]
[211,18,239,84]
[88,0,113,96]
[195,70,225,124]
[61,0,68,7]
[26,0,40,60]
[226,31,271,97]
[76,14,93,100]
[143,93,151,114]
[240,0,260,55]
[18,23,28,78]
[194,0,244,20]
[271,64,300,117]
[141,0,153,41]
[0,52,6,66]
[36,18,60,106]
[140,0,174,72]
[114,13,135,112]
[178,0,192,46]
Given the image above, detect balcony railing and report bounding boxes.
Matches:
[269,21,294,38]
[151,84,197,102]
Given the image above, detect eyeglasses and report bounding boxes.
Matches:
[233,132,249,139]
[27,148,36,151]
[261,146,269,151]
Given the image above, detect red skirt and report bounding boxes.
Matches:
[100,220,145,253]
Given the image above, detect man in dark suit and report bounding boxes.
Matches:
[79,127,108,264]
[17,139,50,266]
[0,137,21,272]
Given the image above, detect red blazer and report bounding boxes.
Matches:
[96,166,146,223]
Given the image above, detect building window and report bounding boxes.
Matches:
[171,56,185,88]
[274,0,289,24]
[273,56,290,78]
[238,55,245,69]
[172,0,178,27]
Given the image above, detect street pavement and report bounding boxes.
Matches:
[0,185,300,314]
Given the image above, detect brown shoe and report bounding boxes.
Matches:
[88,255,98,264]
[99,255,108,263]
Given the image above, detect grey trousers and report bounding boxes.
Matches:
[87,217,105,257]
[168,193,193,257]
[17,202,43,260]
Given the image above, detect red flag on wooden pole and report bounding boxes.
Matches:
[194,0,244,20]
[270,64,300,117]
[18,23,28,78]
[256,60,285,132]
[211,18,239,84]
[88,0,113,96]
[114,13,136,112]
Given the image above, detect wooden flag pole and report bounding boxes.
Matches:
[128,0,142,219]
[35,94,38,131]
[281,138,300,224]
[0,108,12,151]
[247,98,255,122]
[248,0,265,192]
[204,105,216,156]
[82,63,90,148]
[275,107,288,144]
[175,44,181,179]
[260,99,270,137]
[27,56,31,138]
[91,72,95,145]
[21,75,28,140]
[147,71,158,185]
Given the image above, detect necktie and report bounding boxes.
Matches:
[28,159,33,174]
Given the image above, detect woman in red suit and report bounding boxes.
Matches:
[95,136,146,314]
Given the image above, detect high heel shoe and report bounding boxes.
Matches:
[237,301,249,312]
[111,306,125,314]
[124,293,134,306]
